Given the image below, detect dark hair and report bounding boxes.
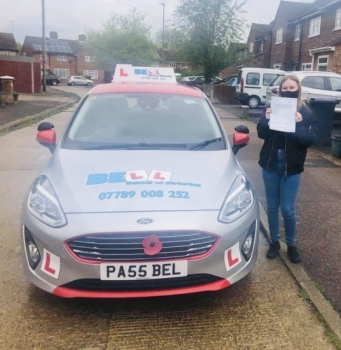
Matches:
[279,74,305,108]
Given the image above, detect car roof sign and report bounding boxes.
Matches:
[112,64,177,83]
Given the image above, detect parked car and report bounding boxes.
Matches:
[67,76,93,86]
[212,75,238,87]
[42,74,60,86]
[236,68,286,108]
[265,71,341,113]
[182,76,205,88]
[21,64,259,298]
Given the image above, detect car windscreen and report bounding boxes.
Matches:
[63,93,224,151]
[268,74,285,87]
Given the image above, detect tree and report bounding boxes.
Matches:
[85,9,159,71]
[154,27,188,62]
[174,0,246,82]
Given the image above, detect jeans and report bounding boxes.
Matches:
[262,150,301,246]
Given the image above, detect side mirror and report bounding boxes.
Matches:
[36,122,56,153]
[232,125,250,155]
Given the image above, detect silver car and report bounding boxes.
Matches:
[67,75,93,86]
[21,74,259,298]
[265,71,341,112]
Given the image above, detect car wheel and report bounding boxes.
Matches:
[248,96,260,109]
[87,82,91,86]
[71,82,75,86]
[52,80,57,86]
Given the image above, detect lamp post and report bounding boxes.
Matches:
[42,0,46,92]
[159,2,165,65]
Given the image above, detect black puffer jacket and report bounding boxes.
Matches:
[257,103,317,176]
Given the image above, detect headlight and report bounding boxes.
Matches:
[27,175,67,227]
[218,174,253,223]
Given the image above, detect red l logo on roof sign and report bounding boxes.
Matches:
[224,243,242,272]
[120,68,128,77]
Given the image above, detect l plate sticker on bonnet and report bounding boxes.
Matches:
[224,242,242,272]
[41,249,61,279]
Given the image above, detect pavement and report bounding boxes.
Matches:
[0,89,341,348]
[0,87,80,132]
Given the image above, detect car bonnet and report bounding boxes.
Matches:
[43,149,242,213]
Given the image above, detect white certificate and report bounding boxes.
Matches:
[269,96,297,132]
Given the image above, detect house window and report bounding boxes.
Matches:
[273,63,281,69]
[57,55,67,61]
[85,56,96,63]
[169,62,176,68]
[54,69,69,78]
[317,56,328,71]
[335,9,341,30]
[260,41,264,52]
[302,63,312,71]
[40,54,43,60]
[309,16,321,37]
[84,70,98,79]
[249,42,253,53]
[295,25,301,41]
[276,28,283,44]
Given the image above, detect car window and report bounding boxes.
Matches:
[263,73,282,86]
[269,75,284,87]
[328,77,341,92]
[64,93,223,150]
[301,76,326,90]
[246,73,260,86]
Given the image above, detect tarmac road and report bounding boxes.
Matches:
[0,87,338,349]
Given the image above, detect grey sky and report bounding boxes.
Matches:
[0,0,313,45]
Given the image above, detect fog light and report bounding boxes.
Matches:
[24,227,41,270]
[28,242,40,263]
[241,221,256,261]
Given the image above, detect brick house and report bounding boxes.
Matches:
[0,33,19,56]
[226,0,341,75]
[287,0,341,73]
[247,23,272,68]
[21,31,105,83]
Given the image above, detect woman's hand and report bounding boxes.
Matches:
[265,108,272,119]
[295,111,302,123]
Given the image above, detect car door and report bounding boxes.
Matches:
[300,75,330,101]
[326,76,341,112]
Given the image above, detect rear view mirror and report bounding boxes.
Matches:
[37,122,56,153]
[232,125,250,155]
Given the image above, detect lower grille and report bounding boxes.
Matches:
[67,231,217,261]
[62,274,222,292]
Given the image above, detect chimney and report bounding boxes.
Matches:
[50,31,58,39]
[79,34,86,42]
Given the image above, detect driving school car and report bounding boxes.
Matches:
[21,64,259,298]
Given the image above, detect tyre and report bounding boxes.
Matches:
[71,82,75,86]
[248,96,260,109]
[52,80,57,86]
[87,82,91,86]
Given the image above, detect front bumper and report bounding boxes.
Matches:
[21,206,259,298]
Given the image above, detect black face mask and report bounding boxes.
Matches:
[281,90,299,98]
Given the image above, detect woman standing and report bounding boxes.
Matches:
[257,74,317,263]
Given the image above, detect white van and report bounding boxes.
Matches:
[236,67,286,108]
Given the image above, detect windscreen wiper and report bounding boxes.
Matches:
[85,143,188,150]
[189,137,222,150]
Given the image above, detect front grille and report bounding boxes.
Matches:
[62,274,222,292]
[67,231,217,261]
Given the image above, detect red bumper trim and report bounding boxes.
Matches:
[52,279,231,298]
